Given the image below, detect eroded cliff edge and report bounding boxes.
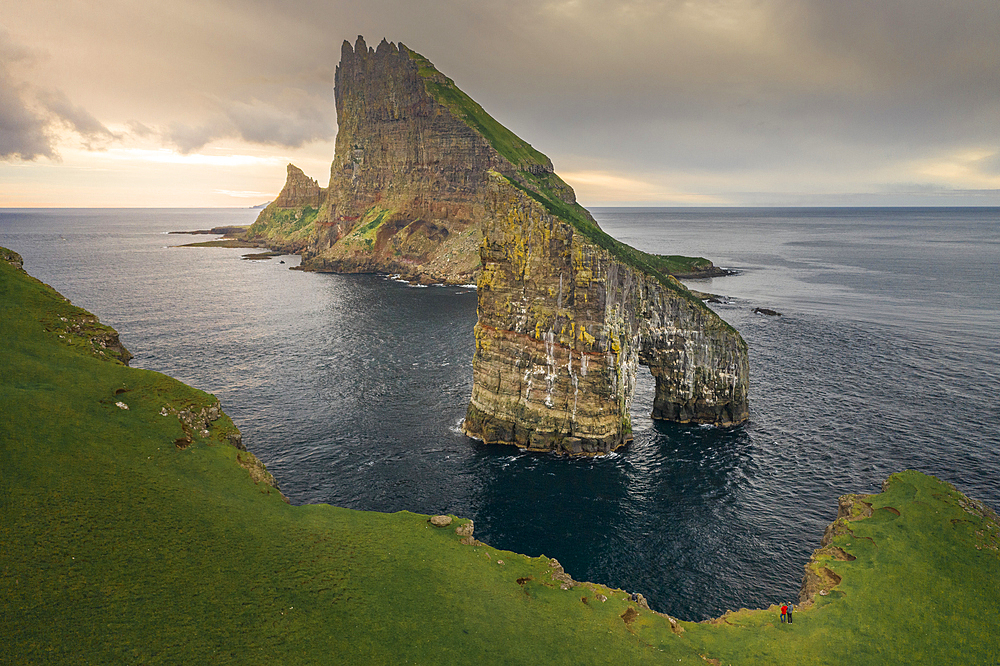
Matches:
[464,175,748,453]
[248,37,749,446]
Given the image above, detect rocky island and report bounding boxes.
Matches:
[245,37,749,451]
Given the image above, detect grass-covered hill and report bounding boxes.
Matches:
[2,246,998,664]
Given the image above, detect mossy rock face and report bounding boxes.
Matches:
[465,175,748,451]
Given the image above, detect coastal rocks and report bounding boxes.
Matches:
[454,519,480,545]
[163,400,244,451]
[798,492,874,604]
[2,247,23,270]
[89,328,133,366]
[463,176,749,454]
[429,515,453,527]
[236,450,283,496]
[49,312,133,366]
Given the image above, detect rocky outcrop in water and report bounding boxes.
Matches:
[247,37,749,447]
[464,175,748,453]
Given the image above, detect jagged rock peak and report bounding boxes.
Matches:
[337,36,412,81]
[273,163,323,208]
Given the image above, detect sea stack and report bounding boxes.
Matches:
[247,37,750,452]
[466,174,749,453]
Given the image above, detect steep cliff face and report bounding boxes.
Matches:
[303,37,509,283]
[463,175,748,453]
[246,37,749,446]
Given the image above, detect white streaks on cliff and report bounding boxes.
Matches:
[567,348,579,421]
[544,328,557,408]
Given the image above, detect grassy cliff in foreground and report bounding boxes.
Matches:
[2,247,999,664]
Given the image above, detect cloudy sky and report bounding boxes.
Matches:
[3,0,999,206]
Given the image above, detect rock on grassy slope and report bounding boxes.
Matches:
[3,247,998,664]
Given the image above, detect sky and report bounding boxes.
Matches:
[2,0,999,207]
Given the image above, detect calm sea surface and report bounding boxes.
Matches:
[2,207,998,620]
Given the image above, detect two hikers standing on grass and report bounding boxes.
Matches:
[780,603,794,623]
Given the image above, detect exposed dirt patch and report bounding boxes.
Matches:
[799,557,848,603]
[516,577,532,586]
[830,547,857,561]
[882,506,900,516]
[581,596,588,604]
[375,217,411,248]
[174,437,192,449]
[620,606,639,626]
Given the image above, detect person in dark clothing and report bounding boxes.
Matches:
[787,603,793,623]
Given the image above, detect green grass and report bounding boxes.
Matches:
[671,470,1000,664]
[4,249,998,664]
[246,205,319,245]
[353,209,390,237]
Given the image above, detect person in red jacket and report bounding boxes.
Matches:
[780,603,788,623]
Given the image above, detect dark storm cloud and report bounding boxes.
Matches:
[0,29,117,160]
[0,30,55,160]
[164,91,335,153]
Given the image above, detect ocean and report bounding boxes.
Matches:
[2,206,998,620]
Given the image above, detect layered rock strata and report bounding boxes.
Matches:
[463,175,748,454]
[247,37,749,448]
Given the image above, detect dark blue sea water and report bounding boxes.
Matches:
[2,207,998,621]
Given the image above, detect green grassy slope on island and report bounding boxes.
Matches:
[245,205,320,251]
[3,246,999,664]
[406,47,721,314]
